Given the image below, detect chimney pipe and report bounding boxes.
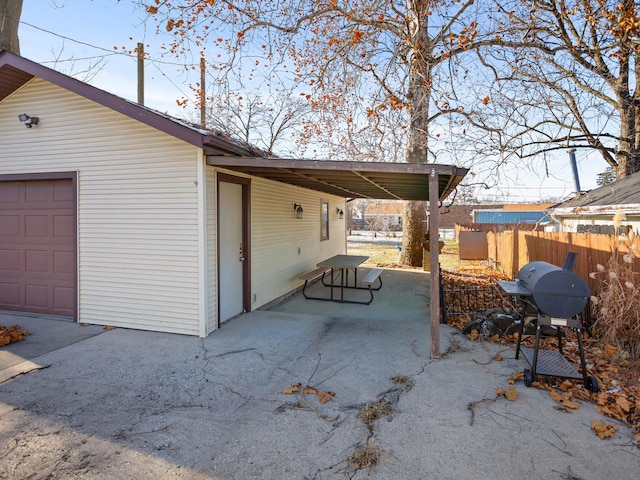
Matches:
[567,148,581,193]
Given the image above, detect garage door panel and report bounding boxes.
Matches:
[25,284,49,308]
[0,283,21,306]
[53,215,74,238]
[0,215,20,236]
[54,182,74,202]
[0,178,76,317]
[0,183,20,202]
[54,251,75,274]
[0,249,20,271]
[25,249,48,272]
[25,215,48,237]
[53,286,75,312]
[25,182,49,202]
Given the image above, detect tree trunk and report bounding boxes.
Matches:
[0,0,23,54]
[400,1,431,267]
[401,200,428,266]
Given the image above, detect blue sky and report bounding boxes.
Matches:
[17,0,609,202]
[20,0,198,116]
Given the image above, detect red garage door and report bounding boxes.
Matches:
[0,178,76,317]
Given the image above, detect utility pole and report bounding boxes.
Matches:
[200,58,206,127]
[137,42,144,105]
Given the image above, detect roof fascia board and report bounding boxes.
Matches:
[552,204,640,216]
[207,155,466,176]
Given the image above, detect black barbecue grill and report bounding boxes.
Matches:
[498,253,599,392]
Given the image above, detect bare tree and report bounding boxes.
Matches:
[205,89,312,156]
[141,0,493,266]
[0,0,23,54]
[473,0,640,179]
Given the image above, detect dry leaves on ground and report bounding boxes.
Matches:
[496,385,519,401]
[281,382,336,403]
[443,266,640,443]
[0,324,31,347]
[591,419,618,439]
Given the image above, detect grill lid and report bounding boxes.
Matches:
[516,261,590,318]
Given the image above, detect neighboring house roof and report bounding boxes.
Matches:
[0,49,467,202]
[552,170,640,216]
[363,202,403,215]
[438,204,503,228]
[503,203,555,211]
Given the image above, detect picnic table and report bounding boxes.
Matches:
[299,254,383,304]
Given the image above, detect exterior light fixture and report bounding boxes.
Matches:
[18,114,39,128]
[336,208,344,219]
[293,203,304,219]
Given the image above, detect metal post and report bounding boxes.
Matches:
[429,169,441,359]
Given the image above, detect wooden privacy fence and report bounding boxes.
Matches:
[455,223,543,241]
[487,231,640,293]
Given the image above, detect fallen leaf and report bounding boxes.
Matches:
[635,431,640,444]
[494,353,503,361]
[616,396,632,413]
[591,419,617,439]
[550,389,564,402]
[104,325,116,330]
[558,380,574,391]
[562,398,581,410]
[303,387,318,395]
[317,390,332,403]
[497,386,519,401]
[467,330,479,341]
[508,371,524,384]
[505,385,519,401]
[282,382,302,394]
[553,405,571,413]
[603,344,618,358]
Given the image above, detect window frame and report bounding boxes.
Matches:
[320,199,329,241]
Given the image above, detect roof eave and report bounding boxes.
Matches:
[0,50,255,155]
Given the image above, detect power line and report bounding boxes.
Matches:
[18,18,199,107]
[19,19,198,68]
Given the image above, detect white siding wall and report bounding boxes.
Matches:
[0,79,203,335]
[249,175,346,310]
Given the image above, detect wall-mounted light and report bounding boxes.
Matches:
[336,207,344,219]
[18,113,39,128]
[293,203,304,219]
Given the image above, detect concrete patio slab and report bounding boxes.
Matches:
[0,269,637,479]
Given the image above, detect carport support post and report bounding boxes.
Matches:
[429,168,440,359]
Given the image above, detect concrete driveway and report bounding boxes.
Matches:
[0,268,638,479]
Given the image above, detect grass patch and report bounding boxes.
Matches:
[345,438,381,474]
[358,400,393,431]
[347,239,460,270]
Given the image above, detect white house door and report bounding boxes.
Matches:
[218,177,249,324]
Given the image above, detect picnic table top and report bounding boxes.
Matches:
[317,254,369,269]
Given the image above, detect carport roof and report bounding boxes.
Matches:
[208,156,467,201]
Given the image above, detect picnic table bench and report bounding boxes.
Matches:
[299,256,383,304]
